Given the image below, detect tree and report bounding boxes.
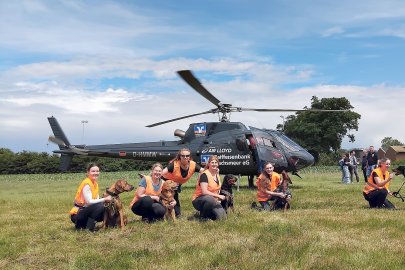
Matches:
[278,96,361,153]
[381,137,404,151]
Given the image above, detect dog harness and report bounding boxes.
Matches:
[165,160,197,184]
[363,168,390,195]
[192,170,221,201]
[256,172,281,202]
[69,178,99,215]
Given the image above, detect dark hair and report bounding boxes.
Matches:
[86,162,99,172]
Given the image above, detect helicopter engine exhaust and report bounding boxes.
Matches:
[174,129,185,138]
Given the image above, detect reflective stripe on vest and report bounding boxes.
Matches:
[165,160,197,184]
[129,176,163,208]
[192,170,221,201]
[69,178,99,215]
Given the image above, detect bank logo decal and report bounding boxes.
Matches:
[194,123,206,136]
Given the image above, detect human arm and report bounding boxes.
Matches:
[161,163,174,179]
[373,172,394,187]
[200,181,225,201]
[265,189,286,198]
[82,185,111,205]
[135,183,160,202]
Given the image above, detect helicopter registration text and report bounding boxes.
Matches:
[132,152,157,158]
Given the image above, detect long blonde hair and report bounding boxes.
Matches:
[204,155,219,170]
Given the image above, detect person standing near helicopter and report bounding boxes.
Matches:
[162,148,203,217]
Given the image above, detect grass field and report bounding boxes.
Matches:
[1,168,405,270]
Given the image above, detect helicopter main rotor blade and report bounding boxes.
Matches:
[146,110,215,128]
[240,108,349,112]
[177,70,222,107]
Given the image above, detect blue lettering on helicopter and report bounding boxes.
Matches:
[194,123,206,136]
[201,155,211,165]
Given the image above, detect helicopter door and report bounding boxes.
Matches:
[250,129,287,172]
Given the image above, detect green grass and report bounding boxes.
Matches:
[1,170,405,269]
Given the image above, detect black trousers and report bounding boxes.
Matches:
[192,195,226,220]
[174,190,181,217]
[364,189,395,209]
[70,202,105,230]
[131,196,166,221]
[362,167,367,182]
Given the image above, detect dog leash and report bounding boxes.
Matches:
[391,181,405,202]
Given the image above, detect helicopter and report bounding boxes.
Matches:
[48,70,345,185]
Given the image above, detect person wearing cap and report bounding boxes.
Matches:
[69,163,112,231]
[363,158,395,208]
[162,148,203,217]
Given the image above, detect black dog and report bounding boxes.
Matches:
[394,166,405,177]
[220,174,237,213]
[391,166,405,202]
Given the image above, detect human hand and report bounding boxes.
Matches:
[218,195,226,201]
[167,201,176,209]
[104,195,112,202]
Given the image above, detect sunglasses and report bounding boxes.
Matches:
[180,154,190,158]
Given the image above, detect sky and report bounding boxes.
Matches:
[1,0,405,154]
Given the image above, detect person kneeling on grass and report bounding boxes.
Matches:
[254,162,287,211]
[69,163,112,231]
[363,158,395,209]
[192,155,226,221]
[129,163,174,222]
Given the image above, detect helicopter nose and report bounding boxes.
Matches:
[289,151,315,170]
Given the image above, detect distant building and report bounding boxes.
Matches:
[378,148,386,159]
[385,145,405,161]
[350,148,365,159]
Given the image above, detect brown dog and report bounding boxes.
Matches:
[103,179,134,229]
[270,171,292,211]
[159,180,177,222]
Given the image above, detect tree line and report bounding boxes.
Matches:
[0,148,154,174]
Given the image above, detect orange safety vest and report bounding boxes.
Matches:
[192,170,221,201]
[256,172,281,202]
[69,178,99,215]
[363,168,390,194]
[164,160,197,184]
[129,176,163,208]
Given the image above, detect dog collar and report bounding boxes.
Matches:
[106,189,118,197]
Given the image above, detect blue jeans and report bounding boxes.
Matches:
[342,166,350,184]
[366,165,376,178]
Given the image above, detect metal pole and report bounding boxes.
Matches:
[81,120,88,144]
[280,115,285,131]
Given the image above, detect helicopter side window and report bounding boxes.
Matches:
[257,137,276,149]
[236,138,248,151]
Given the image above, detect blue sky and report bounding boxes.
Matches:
[1,0,404,153]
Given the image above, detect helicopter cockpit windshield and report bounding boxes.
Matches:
[263,129,315,171]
